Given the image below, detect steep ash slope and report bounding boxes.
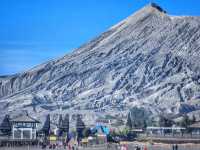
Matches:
[1,4,200,121]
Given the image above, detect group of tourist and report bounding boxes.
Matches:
[41,140,79,150]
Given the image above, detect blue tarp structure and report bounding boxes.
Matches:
[101,126,109,135]
[91,125,109,135]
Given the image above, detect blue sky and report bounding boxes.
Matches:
[0,0,200,75]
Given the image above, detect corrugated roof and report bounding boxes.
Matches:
[11,115,40,123]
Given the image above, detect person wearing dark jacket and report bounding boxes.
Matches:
[175,144,178,150]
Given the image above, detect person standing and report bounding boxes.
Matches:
[125,144,128,150]
[68,143,71,150]
[175,144,178,150]
[144,145,147,150]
